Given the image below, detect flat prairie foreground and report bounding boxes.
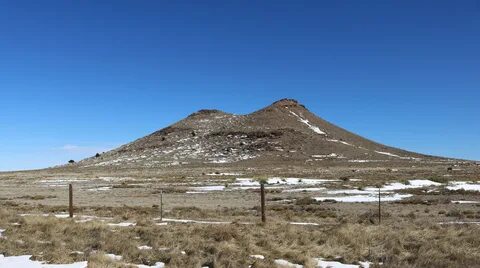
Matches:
[0,165,479,267]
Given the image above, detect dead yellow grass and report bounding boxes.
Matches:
[1,205,480,267]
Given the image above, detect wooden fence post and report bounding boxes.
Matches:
[378,187,381,225]
[160,190,163,222]
[69,184,73,218]
[260,182,266,223]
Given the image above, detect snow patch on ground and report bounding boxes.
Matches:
[19,214,114,224]
[438,221,480,225]
[234,178,338,188]
[451,200,480,204]
[37,178,89,188]
[274,258,372,268]
[348,160,385,163]
[250,255,265,260]
[136,262,165,268]
[319,179,437,202]
[157,218,232,225]
[75,215,113,223]
[87,186,112,192]
[312,153,344,159]
[315,194,412,203]
[107,222,136,227]
[327,189,374,195]
[187,185,225,192]
[105,253,122,261]
[274,259,303,268]
[208,154,257,164]
[446,181,480,192]
[366,179,440,192]
[0,255,87,268]
[316,258,370,268]
[283,187,326,192]
[207,172,243,176]
[19,213,70,218]
[289,222,319,226]
[403,179,440,187]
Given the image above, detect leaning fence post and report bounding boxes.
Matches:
[260,182,266,223]
[160,190,163,222]
[69,184,73,218]
[378,187,381,224]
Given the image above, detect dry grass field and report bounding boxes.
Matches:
[1,163,480,267]
[1,202,480,268]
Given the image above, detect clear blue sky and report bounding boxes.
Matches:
[0,1,479,171]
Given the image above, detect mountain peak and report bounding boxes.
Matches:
[188,109,227,118]
[272,98,300,105]
[271,98,303,108]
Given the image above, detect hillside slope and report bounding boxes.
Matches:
[73,99,445,170]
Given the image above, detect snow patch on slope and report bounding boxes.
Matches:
[288,111,326,135]
[375,151,420,160]
[375,151,401,157]
[326,139,353,146]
